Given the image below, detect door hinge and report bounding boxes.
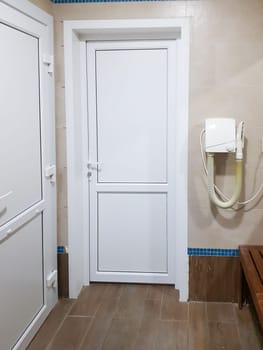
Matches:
[45,165,56,184]
[46,270,57,289]
[43,54,54,74]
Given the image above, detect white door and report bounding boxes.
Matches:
[0,2,56,349]
[87,40,177,284]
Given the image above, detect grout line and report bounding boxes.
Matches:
[67,315,93,318]
[231,303,238,325]
[158,319,189,323]
[77,315,95,350]
[185,301,190,349]
[208,319,243,325]
[204,302,209,350]
[187,302,192,350]
[234,303,244,350]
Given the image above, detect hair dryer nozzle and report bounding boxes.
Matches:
[236,121,245,160]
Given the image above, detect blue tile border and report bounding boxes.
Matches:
[188,248,239,257]
[51,0,173,3]
[58,246,239,256]
[57,246,65,254]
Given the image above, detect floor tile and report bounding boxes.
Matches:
[208,321,241,350]
[234,304,263,350]
[155,320,189,350]
[133,300,161,350]
[161,287,188,321]
[27,299,74,350]
[79,317,112,350]
[146,285,164,300]
[189,302,209,350]
[69,283,107,316]
[102,319,138,350]
[103,283,124,300]
[48,316,92,350]
[80,298,119,350]
[26,284,263,350]
[115,284,149,321]
[207,302,235,323]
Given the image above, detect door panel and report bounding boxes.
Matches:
[88,40,177,284]
[0,23,42,226]
[98,193,167,273]
[0,216,43,350]
[96,49,168,183]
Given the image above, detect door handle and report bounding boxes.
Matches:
[0,191,13,200]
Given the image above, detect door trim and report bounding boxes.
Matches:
[64,18,189,301]
[0,1,56,349]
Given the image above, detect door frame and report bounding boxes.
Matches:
[64,18,189,301]
[0,1,56,349]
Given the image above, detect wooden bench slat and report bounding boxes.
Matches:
[249,247,263,283]
[256,300,263,328]
[240,247,263,293]
[239,245,263,331]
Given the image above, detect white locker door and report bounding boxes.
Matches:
[0,21,45,350]
[87,40,177,284]
[0,217,43,350]
[0,24,42,226]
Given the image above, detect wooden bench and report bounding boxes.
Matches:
[239,245,263,330]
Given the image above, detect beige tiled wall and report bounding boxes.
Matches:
[187,0,263,248]
[41,0,263,248]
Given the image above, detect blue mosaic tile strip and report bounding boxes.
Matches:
[188,248,239,257]
[51,0,172,3]
[57,246,65,254]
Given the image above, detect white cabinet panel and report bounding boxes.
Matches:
[98,193,167,273]
[0,24,42,226]
[0,216,43,350]
[96,49,168,183]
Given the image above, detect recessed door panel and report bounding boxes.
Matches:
[0,23,42,226]
[0,216,43,350]
[96,49,168,183]
[98,193,167,273]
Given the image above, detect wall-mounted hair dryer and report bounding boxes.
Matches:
[204,118,244,208]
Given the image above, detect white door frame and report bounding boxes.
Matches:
[0,1,56,349]
[64,18,189,301]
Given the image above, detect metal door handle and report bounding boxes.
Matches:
[0,191,13,200]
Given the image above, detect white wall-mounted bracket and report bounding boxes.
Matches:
[43,54,54,74]
[45,165,56,184]
[46,270,57,288]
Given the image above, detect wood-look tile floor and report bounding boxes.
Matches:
[27,283,263,350]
